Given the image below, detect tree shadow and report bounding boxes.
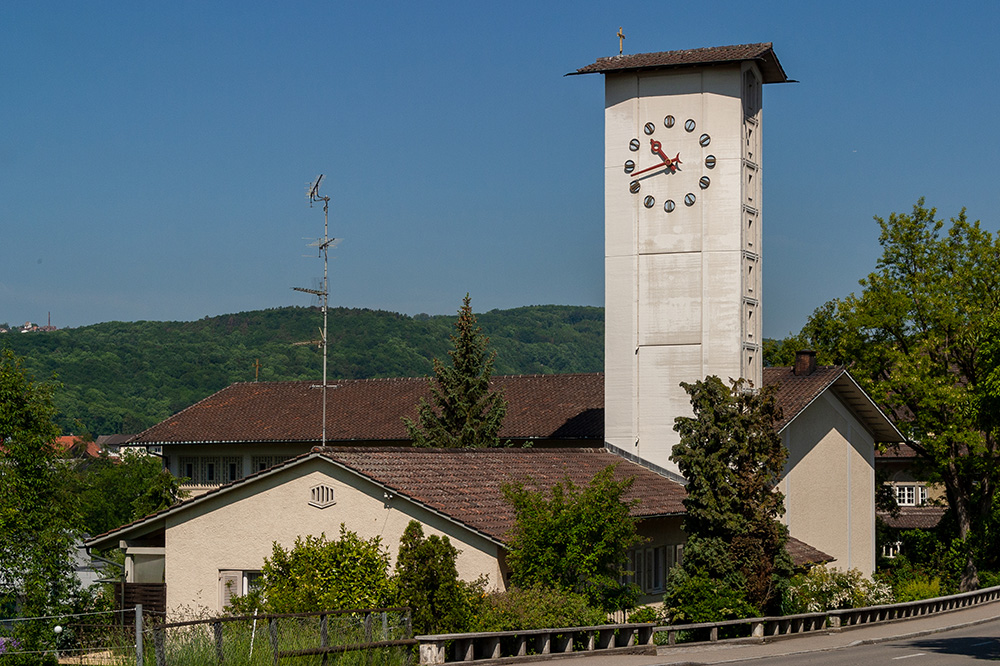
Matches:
[905,635,1000,661]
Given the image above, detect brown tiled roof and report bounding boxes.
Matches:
[571,43,789,84]
[130,374,604,446]
[132,367,899,447]
[86,447,687,547]
[785,536,834,568]
[763,366,846,432]
[878,507,946,530]
[763,366,902,443]
[316,447,686,542]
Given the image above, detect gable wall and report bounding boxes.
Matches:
[781,391,875,575]
[162,457,504,617]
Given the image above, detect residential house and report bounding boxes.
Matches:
[98,353,898,616]
[85,446,832,616]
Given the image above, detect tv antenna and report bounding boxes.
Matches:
[293,174,339,447]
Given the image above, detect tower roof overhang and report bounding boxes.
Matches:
[569,42,790,84]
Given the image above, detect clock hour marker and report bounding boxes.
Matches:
[643,122,656,135]
[643,195,655,208]
[684,119,696,132]
[629,138,640,151]
[684,193,697,206]
[699,176,711,189]
[664,200,675,213]
[705,155,716,168]
[699,133,711,147]
[629,180,640,194]
[664,115,675,128]
[624,160,635,174]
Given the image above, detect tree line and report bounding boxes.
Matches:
[0,304,603,437]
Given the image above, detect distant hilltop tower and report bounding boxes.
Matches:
[572,43,790,477]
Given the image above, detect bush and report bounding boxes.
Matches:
[895,576,941,602]
[232,526,393,614]
[626,606,662,624]
[787,566,893,613]
[469,586,606,632]
[662,569,758,624]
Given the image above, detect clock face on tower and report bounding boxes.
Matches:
[623,114,714,213]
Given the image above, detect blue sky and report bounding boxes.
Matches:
[2,2,998,338]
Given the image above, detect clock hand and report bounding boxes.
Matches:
[629,159,671,178]
[629,153,682,178]
[651,140,682,171]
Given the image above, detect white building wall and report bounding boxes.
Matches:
[604,63,762,475]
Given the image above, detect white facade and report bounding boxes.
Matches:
[605,63,763,475]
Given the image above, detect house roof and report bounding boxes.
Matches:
[129,368,900,447]
[878,507,946,530]
[763,366,903,443]
[128,374,604,446]
[85,446,687,549]
[785,537,834,568]
[570,43,790,84]
[85,445,830,568]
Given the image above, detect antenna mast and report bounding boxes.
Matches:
[293,174,336,447]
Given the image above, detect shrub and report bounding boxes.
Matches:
[662,569,758,624]
[787,566,893,613]
[469,586,606,632]
[394,521,481,635]
[895,576,941,602]
[626,606,662,624]
[233,526,393,614]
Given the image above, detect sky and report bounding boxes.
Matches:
[2,2,999,339]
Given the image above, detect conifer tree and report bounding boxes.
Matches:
[666,376,792,617]
[405,294,507,448]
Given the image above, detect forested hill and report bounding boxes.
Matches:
[1,305,604,436]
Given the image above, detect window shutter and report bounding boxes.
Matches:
[219,570,242,609]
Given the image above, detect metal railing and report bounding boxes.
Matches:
[415,584,1000,664]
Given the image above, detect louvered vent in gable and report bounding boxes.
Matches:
[309,484,336,509]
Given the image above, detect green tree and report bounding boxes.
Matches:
[405,295,508,448]
[799,200,1000,591]
[0,350,84,658]
[502,465,643,612]
[394,521,474,634]
[238,526,393,613]
[72,449,186,536]
[667,376,791,617]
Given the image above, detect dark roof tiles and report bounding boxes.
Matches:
[131,374,604,445]
[572,43,789,84]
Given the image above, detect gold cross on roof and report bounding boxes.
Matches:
[617,27,625,55]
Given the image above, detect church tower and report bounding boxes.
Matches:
[573,44,789,476]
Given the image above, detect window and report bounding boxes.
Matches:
[219,570,261,609]
[882,541,902,559]
[252,456,276,473]
[895,484,927,506]
[223,457,243,483]
[180,457,198,483]
[625,545,679,594]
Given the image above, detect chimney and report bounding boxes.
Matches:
[794,350,817,376]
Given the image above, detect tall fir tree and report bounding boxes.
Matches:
[405,294,507,448]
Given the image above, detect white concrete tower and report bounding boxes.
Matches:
[573,44,789,476]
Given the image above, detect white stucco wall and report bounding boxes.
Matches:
[163,457,505,617]
[781,392,876,576]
